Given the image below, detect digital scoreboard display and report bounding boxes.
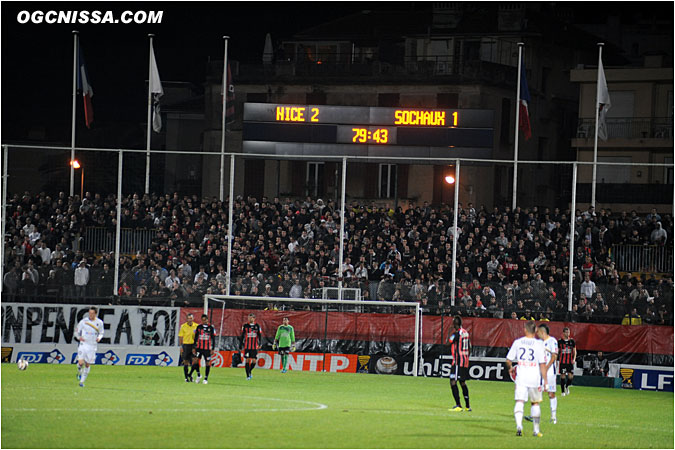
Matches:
[242,103,495,158]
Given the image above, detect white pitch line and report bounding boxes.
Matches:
[4,395,328,413]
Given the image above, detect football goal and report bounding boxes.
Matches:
[203,294,422,376]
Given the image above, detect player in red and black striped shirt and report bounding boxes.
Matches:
[448,316,472,412]
[240,313,263,380]
[557,327,577,396]
[193,314,216,384]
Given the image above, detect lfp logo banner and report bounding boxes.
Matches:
[632,368,674,392]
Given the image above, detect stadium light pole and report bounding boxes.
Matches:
[450,160,460,307]
[113,150,123,297]
[70,159,84,199]
[567,162,578,313]
[70,30,78,197]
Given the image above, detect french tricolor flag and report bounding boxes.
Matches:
[518,57,532,140]
[77,44,94,128]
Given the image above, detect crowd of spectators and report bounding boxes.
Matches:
[3,190,673,326]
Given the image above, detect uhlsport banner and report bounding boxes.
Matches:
[2,343,180,366]
[1,303,180,346]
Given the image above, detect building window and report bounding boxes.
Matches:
[306,162,324,198]
[379,164,397,198]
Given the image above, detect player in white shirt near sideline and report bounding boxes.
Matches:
[525,323,559,425]
[75,306,104,387]
[537,324,559,424]
[505,320,548,437]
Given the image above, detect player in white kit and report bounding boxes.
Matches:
[75,306,104,387]
[537,323,558,424]
[505,321,548,437]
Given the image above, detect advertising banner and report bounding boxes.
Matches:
[617,364,674,392]
[210,350,358,373]
[1,303,180,346]
[3,343,180,366]
[189,308,673,367]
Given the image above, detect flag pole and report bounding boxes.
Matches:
[219,36,230,201]
[70,30,78,197]
[145,34,155,195]
[591,43,604,208]
[511,42,524,211]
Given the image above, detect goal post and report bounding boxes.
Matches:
[204,294,422,376]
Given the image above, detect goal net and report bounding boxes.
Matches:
[202,294,422,376]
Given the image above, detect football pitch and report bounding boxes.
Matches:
[1,364,673,449]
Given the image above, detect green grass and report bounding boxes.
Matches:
[1,363,673,449]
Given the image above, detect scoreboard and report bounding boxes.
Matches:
[242,103,494,159]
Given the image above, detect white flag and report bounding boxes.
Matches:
[150,41,164,133]
[597,56,611,141]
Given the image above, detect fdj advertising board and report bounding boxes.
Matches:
[1,303,180,365]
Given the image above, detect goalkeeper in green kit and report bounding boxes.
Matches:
[273,317,296,373]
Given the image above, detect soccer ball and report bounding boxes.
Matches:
[17,359,29,370]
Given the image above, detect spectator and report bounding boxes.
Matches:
[621,307,642,325]
[74,261,89,298]
[650,222,667,245]
[580,274,596,299]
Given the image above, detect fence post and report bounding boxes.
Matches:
[113,150,123,298]
[568,162,578,313]
[1,145,8,294]
[450,159,460,307]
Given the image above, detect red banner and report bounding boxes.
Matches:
[183,308,673,356]
[209,350,358,373]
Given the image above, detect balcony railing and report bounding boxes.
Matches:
[212,56,518,86]
[576,117,673,140]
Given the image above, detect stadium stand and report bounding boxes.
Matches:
[2,191,673,325]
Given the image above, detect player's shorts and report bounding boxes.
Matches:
[181,344,195,362]
[243,349,258,359]
[77,344,96,364]
[559,363,574,375]
[278,346,291,355]
[195,348,212,363]
[545,373,557,392]
[449,365,470,381]
[514,384,543,403]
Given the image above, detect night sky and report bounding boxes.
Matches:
[1,2,672,145]
[1,2,404,144]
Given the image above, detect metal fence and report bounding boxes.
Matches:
[83,227,157,255]
[1,144,673,329]
[612,244,674,274]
